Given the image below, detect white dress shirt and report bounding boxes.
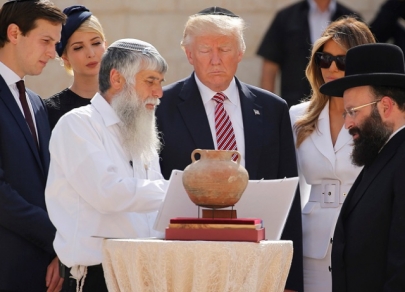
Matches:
[0,61,38,135]
[195,75,246,167]
[45,93,168,267]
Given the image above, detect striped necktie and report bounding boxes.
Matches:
[212,92,237,160]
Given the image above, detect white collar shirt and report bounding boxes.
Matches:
[0,61,38,134]
[308,0,337,43]
[45,92,168,267]
[195,74,246,167]
[380,124,405,151]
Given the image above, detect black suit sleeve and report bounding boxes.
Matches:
[370,0,405,43]
[278,103,304,292]
[0,169,56,255]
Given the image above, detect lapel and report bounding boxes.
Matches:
[27,90,49,174]
[0,77,44,173]
[236,78,263,179]
[334,124,352,153]
[177,74,215,150]
[310,101,336,168]
[310,101,353,168]
[342,128,405,218]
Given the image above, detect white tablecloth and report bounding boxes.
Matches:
[102,238,293,292]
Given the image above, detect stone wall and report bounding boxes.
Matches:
[25,0,386,98]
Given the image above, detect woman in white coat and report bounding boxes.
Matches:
[289,17,375,292]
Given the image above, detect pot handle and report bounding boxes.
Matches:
[191,149,203,162]
[230,150,242,164]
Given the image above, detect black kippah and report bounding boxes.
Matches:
[197,6,239,18]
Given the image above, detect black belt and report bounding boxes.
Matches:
[59,260,69,278]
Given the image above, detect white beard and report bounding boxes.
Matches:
[111,84,161,166]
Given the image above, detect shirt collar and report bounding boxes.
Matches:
[90,92,121,127]
[308,0,336,14]
[386,124,405,145]
[194,73,239,106]
[0,61,23,86]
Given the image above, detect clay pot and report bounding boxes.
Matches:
[182,149,249,208]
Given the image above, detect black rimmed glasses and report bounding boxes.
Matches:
[342,100,381,119]
[315,52,346,71]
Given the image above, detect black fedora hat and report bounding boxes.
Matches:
[320,43,405,97]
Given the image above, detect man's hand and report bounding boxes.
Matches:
[46,256,64,292]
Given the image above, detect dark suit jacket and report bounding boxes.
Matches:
[257,0,360,107]
[156,73,304,291]
[370,0,405,53]
[332,128,405,291]
[0,75,56,291]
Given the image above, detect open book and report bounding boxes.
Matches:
[154,170,298,240]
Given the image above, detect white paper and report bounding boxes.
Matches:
[154,170,298,240]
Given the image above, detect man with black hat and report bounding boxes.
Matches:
[320,43,405,291]
[156,7,303,292]
[0,1,66,291]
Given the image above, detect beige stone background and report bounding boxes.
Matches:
[21,0,386,98]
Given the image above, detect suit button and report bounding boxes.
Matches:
[330,238,333,244]
[329,266,332,272]
[343,193,347,196]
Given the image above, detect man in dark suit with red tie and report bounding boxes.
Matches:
[0,1,65,291]
[156,7,303,292]
[320,43,405,291]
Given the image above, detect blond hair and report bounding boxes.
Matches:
[61,15,106,75]
[180,14,246,53]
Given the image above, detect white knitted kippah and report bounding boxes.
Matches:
[108,38,159,55]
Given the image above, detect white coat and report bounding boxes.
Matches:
[289,101,362,260]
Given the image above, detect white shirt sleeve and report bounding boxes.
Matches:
[47,111,167,214]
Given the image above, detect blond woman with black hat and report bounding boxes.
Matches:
[45,5,106,129]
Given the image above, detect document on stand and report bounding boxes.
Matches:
[154,169,298,240]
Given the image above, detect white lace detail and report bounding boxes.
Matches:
[102,238,293,291]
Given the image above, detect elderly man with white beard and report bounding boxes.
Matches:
[45,38,168,292]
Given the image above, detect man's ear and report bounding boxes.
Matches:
[185,48,194,66]
[110,69,125,90]
[7,24,20,45]
[380,96,395,118]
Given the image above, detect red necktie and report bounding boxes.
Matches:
[16,80,38,148]
[212,92,238,160]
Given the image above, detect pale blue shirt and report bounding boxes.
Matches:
[308,0,337,43]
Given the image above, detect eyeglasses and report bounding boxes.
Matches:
[315,52,346,71]
[342,100,381,119]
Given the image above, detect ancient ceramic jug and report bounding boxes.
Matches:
[182,149,249,208]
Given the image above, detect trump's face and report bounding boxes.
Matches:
[185,34,243,92]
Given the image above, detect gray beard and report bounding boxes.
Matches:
[111,85,161,166]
